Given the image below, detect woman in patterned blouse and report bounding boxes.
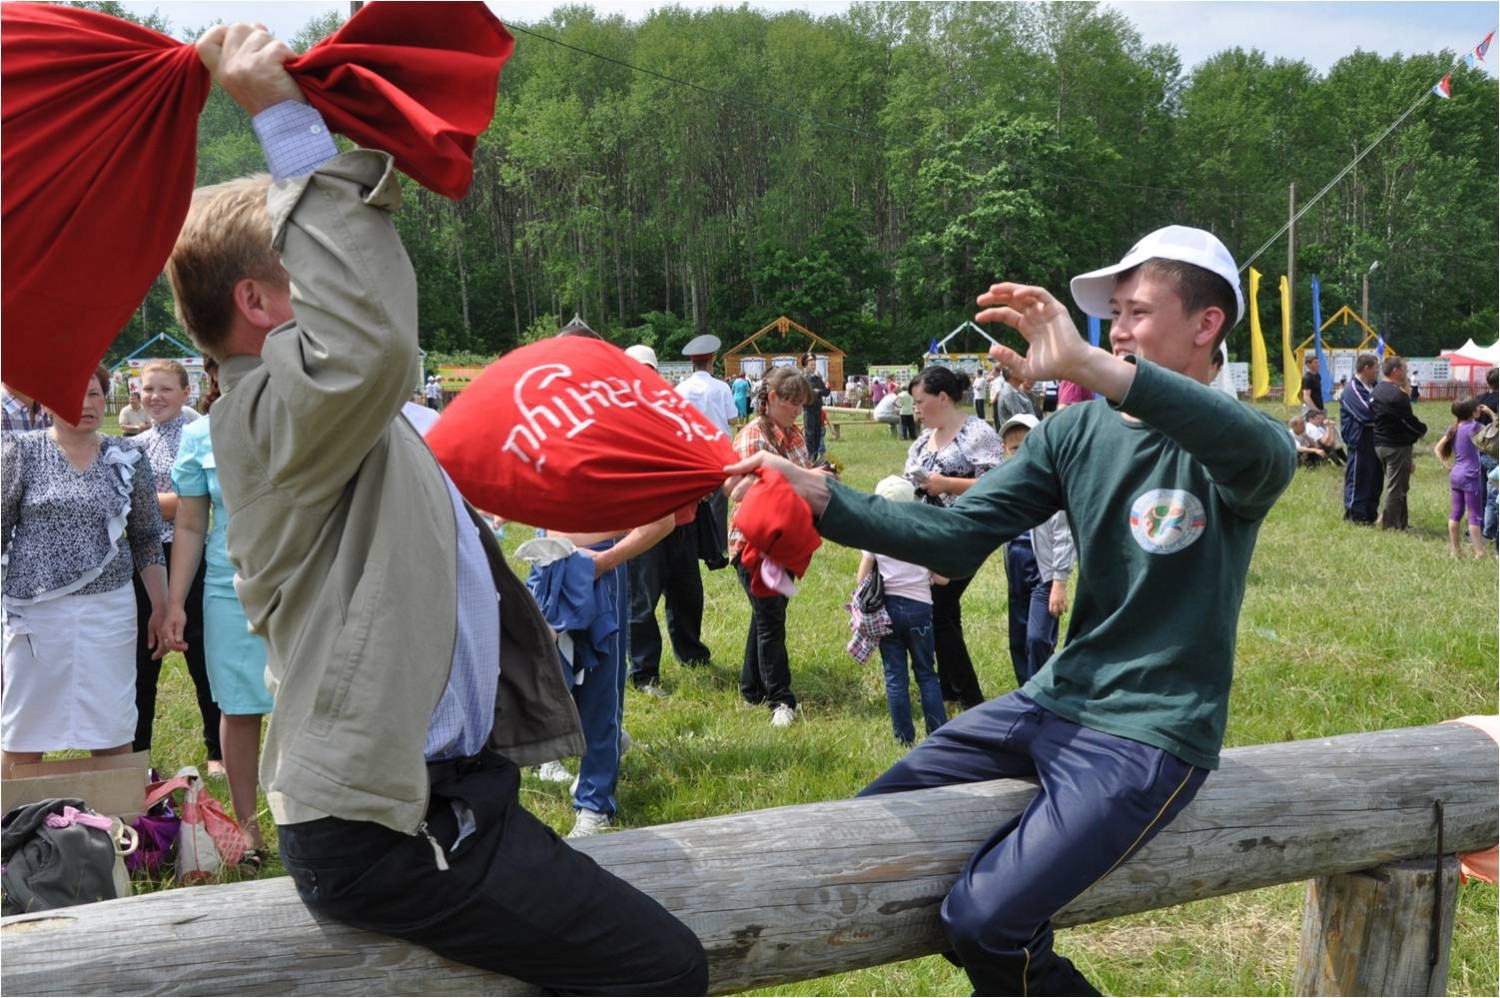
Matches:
[904,366,1005,710]
[132,360,222,771]
[730,367,816,729]
[1,365,167,766]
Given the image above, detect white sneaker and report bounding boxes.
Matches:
[635,681,668,699]
[770,704,796,728]
[567,809,612,838]
[536,760,573,783]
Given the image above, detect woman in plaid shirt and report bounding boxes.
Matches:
[730,367,816,728]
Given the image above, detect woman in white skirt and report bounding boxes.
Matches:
[1,365,167,767]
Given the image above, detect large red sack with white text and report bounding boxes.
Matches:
[427,338,739,534]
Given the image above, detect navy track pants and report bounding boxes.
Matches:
[860,691,1207,996]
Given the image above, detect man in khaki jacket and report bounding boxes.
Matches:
[166,25,706,994]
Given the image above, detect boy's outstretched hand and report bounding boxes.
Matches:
[976,283,1135,403]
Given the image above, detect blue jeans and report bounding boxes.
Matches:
[1004,538,1041,688]
[1480,455,1497,542]
[1024,581,1060,683]
[860,691,1207,996]
[877,594,946,745]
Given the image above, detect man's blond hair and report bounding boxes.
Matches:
[166,174,285,360]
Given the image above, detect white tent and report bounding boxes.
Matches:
[1441,338,1500,383]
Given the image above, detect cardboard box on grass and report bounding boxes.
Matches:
[1,751,149,821]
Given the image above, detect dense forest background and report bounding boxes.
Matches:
[96,0,1498,371]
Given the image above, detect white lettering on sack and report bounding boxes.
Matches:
[501,362,726,473]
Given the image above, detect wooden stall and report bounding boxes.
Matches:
[723,316,845,389]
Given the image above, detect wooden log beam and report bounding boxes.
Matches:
[2,723,1494,997]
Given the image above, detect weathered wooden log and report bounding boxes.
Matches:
[1295,856,1461,997]
[2,723,1494,997]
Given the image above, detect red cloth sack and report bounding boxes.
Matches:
[428,338,739,534]
[1,1,512,423]
[1,3,210,426]
[733,467,823,597]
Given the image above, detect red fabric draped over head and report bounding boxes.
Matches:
[1,1,512,422]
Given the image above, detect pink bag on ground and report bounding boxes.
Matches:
[143,766,248,883]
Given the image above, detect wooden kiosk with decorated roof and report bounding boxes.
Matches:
[722,316,845,388]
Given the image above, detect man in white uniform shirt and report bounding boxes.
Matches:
[673,334,736,606]
[675,334,737,437]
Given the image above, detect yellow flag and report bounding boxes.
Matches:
[1280,275,1297,407]
[1248,268,1269,399]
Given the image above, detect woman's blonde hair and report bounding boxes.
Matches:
[141,359,189,389]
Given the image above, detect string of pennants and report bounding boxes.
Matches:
[1432,27,1494,99]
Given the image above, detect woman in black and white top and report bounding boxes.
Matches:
[903,366,1004,710]
[1,365,167,766]
[132,360,221,769]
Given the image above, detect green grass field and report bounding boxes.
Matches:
[147,399,1498,996]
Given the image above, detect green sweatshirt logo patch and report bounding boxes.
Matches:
[1129,489,1207,555]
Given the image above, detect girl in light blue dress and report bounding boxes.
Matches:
[165,402,271,870]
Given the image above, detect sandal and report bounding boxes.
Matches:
[237,848,265,877]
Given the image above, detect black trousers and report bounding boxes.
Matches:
[735,558,796,710]
[133,542,220,759]
[279,754,708,996]
[932,573,985,708]
[899,414,917,440]
[628,522,711,687]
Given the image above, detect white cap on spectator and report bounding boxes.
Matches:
[998,413,1040,438]
[875,475,917,503]
[624,345,659,370]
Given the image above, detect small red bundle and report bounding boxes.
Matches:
[733,467,823,597]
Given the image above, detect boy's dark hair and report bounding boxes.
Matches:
[912,366,971,405]
[1355,353,1379,374]
[1116,258,1239,350]
[1382,356,1405,378]
[1488,367,1498,389]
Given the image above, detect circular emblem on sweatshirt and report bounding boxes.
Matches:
[1129,489,1207,555]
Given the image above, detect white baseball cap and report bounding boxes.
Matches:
[624,344,659,370]
[1069,225,1244,327]
[998,413,1040,438]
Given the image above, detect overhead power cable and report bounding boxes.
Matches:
[508,21,1277,202]
[506,22,883,140]
[1238,23,1498,273]
[1237,89,1431,273]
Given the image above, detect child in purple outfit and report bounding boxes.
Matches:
[1436,397,1494,559]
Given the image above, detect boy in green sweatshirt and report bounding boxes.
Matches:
[726,226,1295,995]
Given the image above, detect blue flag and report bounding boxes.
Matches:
[1311,275,1332,405]
[928,336,939,355]
[1376,329,1387,359]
